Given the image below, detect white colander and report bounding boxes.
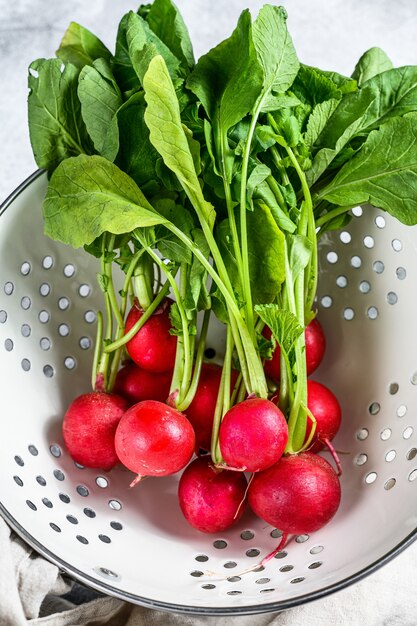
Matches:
[1,170,417,616]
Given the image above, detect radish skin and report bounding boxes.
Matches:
[62,391,128,470]
[219,398,288,472]
[178,456,248,533]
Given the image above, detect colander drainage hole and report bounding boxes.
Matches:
[42,498,53,508]
[407,448,417,461]
[396,267,406,280]
[21,324,31,338]
[21,297,31,310]
[84,507,96,518]
[279,565,293,572]
[308,561,323,569]
[14,455,24,467]
[290,577,305,584]
[64,357,76,370]
[43,365,54,378]
[223,561,237,569]
[227,576,241,583]
[389,382,399,395]
[357,428,369,441]
[110,521,122,531]
[95,567,120,581]
[84,311,96,324]
[58,297,70,311]
[355,453,368,466]
[21,261,31,275]
[227,590,242,596]
[408,469,417,482]
[256,578,270,584]
[403,427,414,440]
[78,284,91,297]
[96,476,108,488]
[385,450,396,463]
[4,338,13,352]
[49,444,61,458]
[13,476,23,486]
[99,535,111,544]
[380,428,392,441]
[59,494,70,503]
[0,310,7,322]
[384,478,396,490]
[54,469,65,481]
[26,500,37,511]
[76,485,89,497]
[40,337,51,350]
[195,555,209,563]
[36,476,46,486]
[42,256,54,270]
[21,359,31,372]
[66,515,78,525]
[274,551,287,559]
[213,540,227,549]
[310,545,324,555]
[295,534,309,543]
[375,215,386,228]
[204,348,216,359]
[39,310,50,323]
[202,584,216,590]
[392,239,403,252]
[76,535,89,545]
[369,402,380,415]
[4,281,14,295]
[260,588,275,594]
[109,500,122,511]
[270,529,282,538]
[365,472,377,484]
[40,283,51,297]
[190,571,204,577]
[397,405,407,418]
[63,264,75,278]
[240,530,254,540]
[245,548,261,558]
[50,523,61,533]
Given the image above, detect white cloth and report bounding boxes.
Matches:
[1,516,417,626]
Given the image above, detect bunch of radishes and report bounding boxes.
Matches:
[63,291,342,563]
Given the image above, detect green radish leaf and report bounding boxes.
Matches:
[126,12,181,85]
[78,59,122,161]
[154,198,195,264]
[115,91,161,188]
[317,114,417,225]
[352,47,393,86]
[304,98,339,148]
[186,10,263,134]
[255,304,304,355]
[259,92,301,113]
[113,13,140,93]
[43,154,167,248]
[292,64,342,107]
[288,234,313,280]
[319,69,357,94]
[184,228,210,311]
[56,22,112,69]
[247,164,271,202]
[252,4,299,96]
[28,58,92,171]
[145,0,195,70]
[143,55,215,230]
[246,202,285,304]
[168,302,183,336]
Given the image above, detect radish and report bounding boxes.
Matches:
[115,400,195,485]
[62,392,128,470]
[248,452,341,534]
[264,318,326,383]
[185,363,238,452]
[246,452,341,568]
[305,380,342,452]
[178,456,248,533]
[219,398,288,472]
[124,298,177,373]
[114,362,172,406]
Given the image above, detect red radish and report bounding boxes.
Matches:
[178,456,248,533]
[124,298,177,373]
[264,318,326,383]
[62,392,128,470]
[219,398,288,472]
[186,363,239,452]
[305,380,342,453]
[248,452,341,535]
[114,362,172,406]
[115,400,195,484]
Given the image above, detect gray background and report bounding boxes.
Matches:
[0,0,417,621]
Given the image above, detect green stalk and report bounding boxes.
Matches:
[91,311,103,391]
[239,112,259,339]
[163,222,268,398]
[315,204,356,229]
[104,280,171,354]
[211,324,234,464]
[134,255,153,311]
[177,309,211,411]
